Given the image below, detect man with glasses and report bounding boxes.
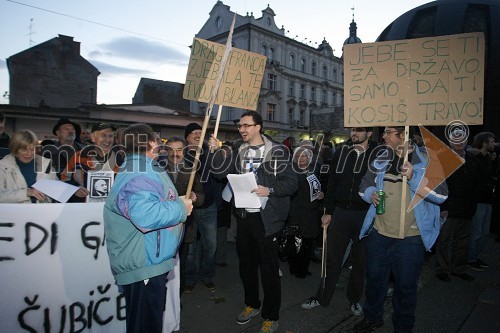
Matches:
[208,111,297,333]
[354,127,448,333]
[301,127,378,317]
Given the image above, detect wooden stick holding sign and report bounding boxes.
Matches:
[398,126,410,239]
[184,14,237,197]
[213,104,223,139]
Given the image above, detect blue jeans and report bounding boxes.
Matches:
[185,203,218,285]
[363,229,425,332]
[468,203,492,262]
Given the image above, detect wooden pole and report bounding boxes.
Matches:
[213,104,224,139]
[398,125,410,239]
[185,14,236,197]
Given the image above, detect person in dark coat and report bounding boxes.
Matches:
[286,146,323,278]
[164,136,205,295]
[467,132,496,270]
[301,127,378,317]
[435,129,481,282]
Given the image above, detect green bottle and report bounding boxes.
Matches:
[376,190,386,215]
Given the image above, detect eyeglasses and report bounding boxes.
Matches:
[237,124,257,129]
[17,148,35,154]
[383,130,399,135]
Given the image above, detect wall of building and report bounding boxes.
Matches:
[7,35,99,109]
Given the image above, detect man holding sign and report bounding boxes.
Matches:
[354,127,448,333]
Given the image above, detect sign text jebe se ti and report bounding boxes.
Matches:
[344,32,485,127]
[183,38,267,110]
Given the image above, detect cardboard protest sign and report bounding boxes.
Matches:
[344,32,485,127]
[183,38,267,110]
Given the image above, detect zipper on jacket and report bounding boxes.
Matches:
[156,230,160,257]
[348,174,355,209]
[348,153,359,209]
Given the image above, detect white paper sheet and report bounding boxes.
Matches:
[227,173,261,209]
[31,179,80,203]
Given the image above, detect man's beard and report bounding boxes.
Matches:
[351,136,366,144]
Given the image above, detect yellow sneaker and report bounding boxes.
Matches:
[236,306,259,325]
[259,320,279,333]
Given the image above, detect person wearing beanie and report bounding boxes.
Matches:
[182,122,219,294]
[184,123,202,140]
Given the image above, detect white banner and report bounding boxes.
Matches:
[0,203,123,332]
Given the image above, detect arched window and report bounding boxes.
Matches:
[289,54,295,69]
[261,44,267,56]
[311,61,317,76]
[300,58,306,72]
[268,47,274,62]
[323,65,328,79]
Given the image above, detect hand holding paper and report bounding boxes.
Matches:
[31,179,80,203]
[227,173,261,209]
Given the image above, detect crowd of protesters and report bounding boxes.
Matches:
[1,110,499,333]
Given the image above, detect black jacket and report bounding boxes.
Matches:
[441,151,481,219]
[288,164,321,239]
[211,135,297,236]
[184,143,216,209]
[324,141,379,214]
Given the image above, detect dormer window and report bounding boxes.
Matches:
[216,16,222,30]
[267,17,271,26]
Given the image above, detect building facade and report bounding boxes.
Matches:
[194,1,349,143]
[7,35,100,109]
[132,78,190,112]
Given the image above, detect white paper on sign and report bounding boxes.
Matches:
[31,179,79,203]
[227,173,261,208]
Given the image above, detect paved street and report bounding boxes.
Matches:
[178,234,500,333]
